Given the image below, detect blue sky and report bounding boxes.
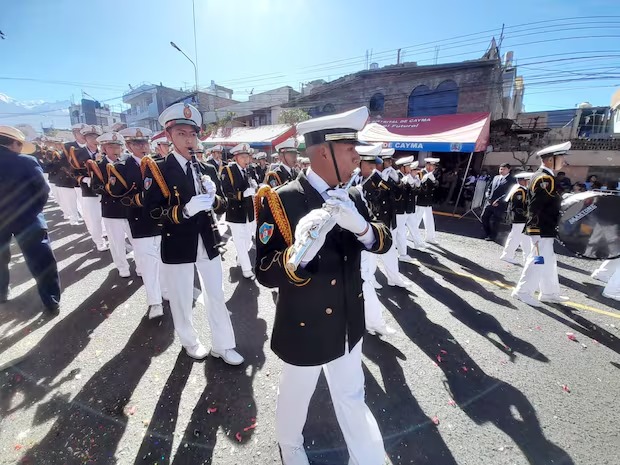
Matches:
[1,0,620,114]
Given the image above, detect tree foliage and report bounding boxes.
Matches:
[278,108,310,125]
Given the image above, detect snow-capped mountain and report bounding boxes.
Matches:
[0,93,72,131]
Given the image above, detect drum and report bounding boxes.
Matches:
[557,191,620,259]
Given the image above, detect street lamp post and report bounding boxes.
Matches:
[170,41,200,110]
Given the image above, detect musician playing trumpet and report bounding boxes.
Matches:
[142,103,243,364]
[255,107,391,465]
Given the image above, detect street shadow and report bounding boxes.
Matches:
[381,290,574,465]
[557,260,593,276]
[395,264,547,363]
[363,336,459,465]
[0,271,142,417]
[559,275,620,311]
[22,312,175,465]
[167,272,266,464]
[430,245,516,286]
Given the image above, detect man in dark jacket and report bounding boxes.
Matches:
[255,107,390,465]
[0,126,60,311]
[512,142,571,307]
[415,157,440,244]
[481,163,515,241]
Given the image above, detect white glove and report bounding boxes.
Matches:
[83,177,91,187]
[243,187,256,197]
[325,189,368,235]
[422,172,436,183]
[249,178,258,189]
[184,194,214,217]
[381,167,392,182]
[390,169,399,182]
[294,208,336,266]
[201,176,216,196]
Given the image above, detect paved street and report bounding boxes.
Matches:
[1,202,619,465]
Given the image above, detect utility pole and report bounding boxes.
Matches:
[397,48,401,65]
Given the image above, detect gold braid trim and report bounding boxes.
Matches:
[283,247,311,286]
[254,185,293,246]
[225,165,234,187]
[134,193,143,207]
[266,171,282,186]
[107,163,128,189]
[140,155,153,178]
[68,146,82,169]
[86,159,104,182]
[142,157,170,199]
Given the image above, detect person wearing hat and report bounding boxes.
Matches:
[88,132,135,278]
[394,156,425,258]
[414,157,441,244]
[252,151,269,184]
[112,127,166,317]
[54,136,82,225]
[481,163,516,242]
[499,172,533,265]
[221,143,258,279]
[152,135,171,159]
[255,107,390,465]
[73,125,108,252]
[0,126,61,310]
[264,138,298,187]
[356,144,398,337]
[206,145,225,176]
[143,103,243,363]
[512,142,571,307]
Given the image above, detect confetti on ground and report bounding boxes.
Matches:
[126,406,137,416]
[432,416,440,425]
[235,432,242,442]
[436,355,442,363]
[440,349,448,355]
[243,421,257,432]
[535,326,542,331]
[562,384,571,393]
[448,399,456,407]
[461,366,469,372]
[207,407,218,414]
[566,332,577,341]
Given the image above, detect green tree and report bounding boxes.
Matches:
[278,108,310,125]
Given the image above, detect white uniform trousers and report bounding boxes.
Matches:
[103,218,132,274]
[361,251,386,329]
[56,187,80,223]
[591,258,620,283]
[379,228,404,285]
[50,184,60,204]
[74,187,84,217]
[229,221,256,274]
[603,266,620,298]
[276,340,385,465]
[396,213,425,254]
[405,211,425,247]
[132,236,163,306]
[514,236,561,298]
[162,239,236,351]
[415,206,437,242]
[81,196,105,248]
[500,223,531,262]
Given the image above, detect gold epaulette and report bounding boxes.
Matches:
[142,156,170,199]
[86,159,104,182]
[139,155,152,178]
[255,185,292,246]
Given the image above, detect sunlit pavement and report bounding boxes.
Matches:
[1,203,618,465]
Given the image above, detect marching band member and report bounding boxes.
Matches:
[206,144,225,176]
[602,260,620,301]
[500,172,533,265]
[264,139,298,187]
[252,151,268,184]
[89,132,133,278]
[221,143,257,280]
[72,124,108,252]
[255,106,389,465]
[415,157,440,245]
[152,134,171,159]
[143,103,243,363]
[64,124,88,219]
[107,127,165,319]
[591,258,620,284]
[55,136,82,225]
[512,142,571,307]
[393,155,419,259]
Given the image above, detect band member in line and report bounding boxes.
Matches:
[264,139,298,187]
[415,157,440,245]
[206,144,225,175]
[500,172,533,265]
[143,103,243,364]
[255,107,390,465]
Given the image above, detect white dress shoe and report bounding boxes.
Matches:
[512,291,542,307]
[388,280,408,288]
[426,239,439,245]
[185,343,208,360]
[96,243,109,252]
[398,255,414,262]
[211,348,244,365]
[367,323,397,337]
[539,294,570,303]
[500,256,520,265]
[372,281,383,290]
[242,270,256,280]
[119,270,131,278]
[148,303,164,319]
[602,292,620,301]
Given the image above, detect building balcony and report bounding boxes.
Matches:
[124,102,159,126]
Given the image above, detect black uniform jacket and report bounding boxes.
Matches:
[39,149,61,184]
[394,172,407,215]
[221,163,255,224]
[88,157,126,219]
[106,156,161,238]
[416,169,438,207]
[508,185,528,224]
[72,146,99,198]
[255,171,392,367]
[142,153,227,264]
[252,164,267,185]
[264,164,294,187]
[54,147,79,188]
[362,171,398,230]
[206,157,224,176]
[525,167,561,238]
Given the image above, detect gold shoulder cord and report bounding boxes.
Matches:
[254,185,293,246]
[86,159,104,182]
[142,157,171,199]
[68,146,81,169]
[107,163,128,189]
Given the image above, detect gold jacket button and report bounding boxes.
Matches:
[331,279,336,286]
[325,308,333,315]
[299,322,306,327]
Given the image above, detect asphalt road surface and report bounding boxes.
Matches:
[1,202,618,465]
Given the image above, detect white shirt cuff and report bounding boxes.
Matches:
[356,224,376,249]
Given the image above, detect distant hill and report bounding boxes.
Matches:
[0,93,72,132]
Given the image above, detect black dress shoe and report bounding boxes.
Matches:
[45,303,60,313]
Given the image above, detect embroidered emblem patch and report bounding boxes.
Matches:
[144,177,153,190]
[183,104,192,118]
[110,176,116,185]
[540,181,548,189]
[259,222,274,244]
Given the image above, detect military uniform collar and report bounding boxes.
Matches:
[280,163,292,174]
[541,166,554,176]
[171,150,190,171]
